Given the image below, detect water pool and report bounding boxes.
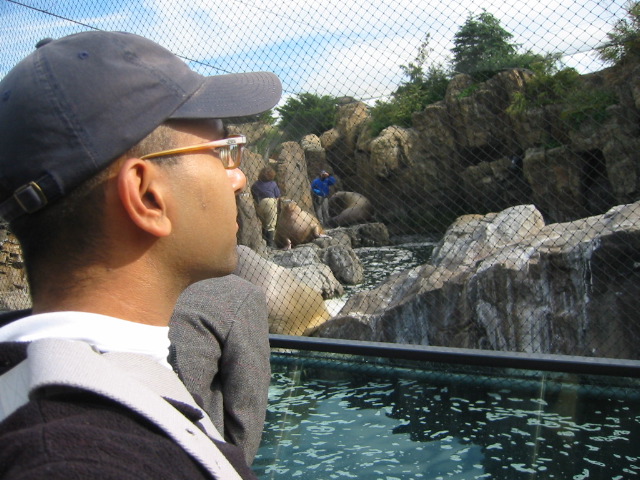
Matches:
[326,240,436,316]
[344,240,436,295]
[254,351,640,480]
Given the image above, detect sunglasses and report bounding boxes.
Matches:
[140,134,246,169]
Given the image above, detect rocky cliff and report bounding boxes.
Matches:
[309,64,640,235]
[314,202,640,359]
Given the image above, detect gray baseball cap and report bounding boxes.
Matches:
[0,31,282,222]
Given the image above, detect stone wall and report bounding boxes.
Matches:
[289,64,640,235]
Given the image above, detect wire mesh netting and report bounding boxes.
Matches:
[1,0,640,361]
[256,349,640,478]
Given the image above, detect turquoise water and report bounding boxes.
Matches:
[254,353,640,480]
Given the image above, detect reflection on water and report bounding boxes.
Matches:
[326,238,436,316]
[346,239,435,295]
[255,353,640,480]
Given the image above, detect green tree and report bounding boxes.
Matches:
[451,10,517,78]
[597,1,640,65]
[370,35,449,135]
[276,93,337,140]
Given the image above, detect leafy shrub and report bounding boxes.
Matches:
[561,87,619,127]
[456,83,480,99]
[507,63,618,129]
[370,15,560,136]
[507,63,580,114]
[369,69,449,136]
[458,53,561,102]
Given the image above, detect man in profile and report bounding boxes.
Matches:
[0,31,281,479]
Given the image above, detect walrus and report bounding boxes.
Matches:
[328,191,373,227]
[234,245,331,335]
[275,199,327,249]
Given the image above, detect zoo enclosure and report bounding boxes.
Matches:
[1,0,640,365]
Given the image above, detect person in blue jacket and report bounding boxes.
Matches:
[311,170,336,226]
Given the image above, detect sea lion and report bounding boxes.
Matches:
[234,245,331,335]
[328,191,373,227]
[275,199,326,249]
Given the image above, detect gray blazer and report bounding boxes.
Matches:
[169,275,271,465]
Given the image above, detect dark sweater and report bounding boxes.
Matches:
[251,180,280,202]
[0,336,258,479]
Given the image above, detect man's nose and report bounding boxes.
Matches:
[226,167,247,193]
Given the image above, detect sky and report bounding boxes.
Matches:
[0,0,630,107]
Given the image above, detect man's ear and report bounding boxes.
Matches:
[117,157,172,237]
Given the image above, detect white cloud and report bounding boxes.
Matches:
[1,0,630,93]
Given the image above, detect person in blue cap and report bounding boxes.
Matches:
[0,31,281,479]
[311,170,337,226]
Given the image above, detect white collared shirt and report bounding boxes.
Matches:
[0,311,172,369]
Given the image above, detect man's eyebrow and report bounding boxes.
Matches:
[222,124,229,138]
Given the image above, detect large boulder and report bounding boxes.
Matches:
[236,149,271,255]
[270,222,389,289]
[318,64,640,235]
[301,134,330,183]
[460,156,532,214]
[368,126,419,178]
[274,142,314,212]
[444,70,530,152]
[270,244,344,297]
[315,202,640,359]
[603,134,640,204]
[320,245,364,285]
[524,146,592,222]
[323,101,370,179]
[236,190,268,256]
[323,223,390,248]
[430,205,545,269]
[335,101,370,153]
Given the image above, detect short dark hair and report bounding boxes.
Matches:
[9,165,111,297]
[258,165,277,182]
[10,124,182,297]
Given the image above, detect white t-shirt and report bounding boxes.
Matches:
[0,311,171,368]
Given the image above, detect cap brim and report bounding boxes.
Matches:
[171,71,282,119]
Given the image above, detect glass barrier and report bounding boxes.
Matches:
[255,348,640,480]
